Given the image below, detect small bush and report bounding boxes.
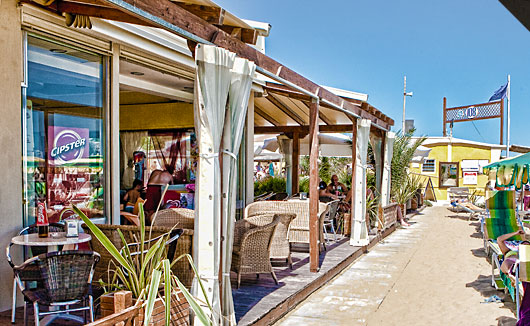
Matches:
[254,176,287,196]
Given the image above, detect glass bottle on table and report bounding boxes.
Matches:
[37,201,49,238]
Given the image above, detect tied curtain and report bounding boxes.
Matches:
[192,44,234,325]
[150,131,188,182]
[120,131,147,189]
[221,57,256,325]
[350,119,371,246]
[380,132,395,206]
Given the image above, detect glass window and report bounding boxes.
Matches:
[439,162,459,188]
[23,35,106,225]
[422,159,435,173]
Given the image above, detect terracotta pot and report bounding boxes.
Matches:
[411,197,418,210]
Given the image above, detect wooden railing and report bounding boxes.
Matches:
[378,203,399,230]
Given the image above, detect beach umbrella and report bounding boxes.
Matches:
[483,152,530,189]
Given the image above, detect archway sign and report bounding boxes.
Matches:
[442,97,504,145]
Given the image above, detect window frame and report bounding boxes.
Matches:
[438,161,460,189]
[422,158,436,173]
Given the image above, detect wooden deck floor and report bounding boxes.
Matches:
[232,231,390,326]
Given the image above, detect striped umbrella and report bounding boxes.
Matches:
[483,152,530,189]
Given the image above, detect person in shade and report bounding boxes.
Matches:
[319,180,339,202]
[498,229,530,326]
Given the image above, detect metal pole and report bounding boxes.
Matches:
[507,74,511,157]
[402,76,407,133]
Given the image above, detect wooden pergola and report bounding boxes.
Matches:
[25,0,394,271]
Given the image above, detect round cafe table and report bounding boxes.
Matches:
[11,232,91,252]
[11,232,91,248]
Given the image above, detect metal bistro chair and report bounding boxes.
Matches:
[6,222,65,324]
[16,250,100,326]
[323,200,340,243]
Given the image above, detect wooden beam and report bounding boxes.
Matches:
[267,93,306,126]
[254,124,354,134]
[174,3,225,25]
[53,1,152,25]
[292,132,300,194]
[308,99,319,273]
[302,101,332,125]
[97,0,393,129]
[264,84,312,102]
[254,105,280,126]
[218,25,258,45]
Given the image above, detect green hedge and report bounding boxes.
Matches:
[254,177,287,196]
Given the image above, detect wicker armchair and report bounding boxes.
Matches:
[152,208,195,230]
[244,200,327,246]
[82,224,195,288]
[231,214,281,288]
[17,250,100,326]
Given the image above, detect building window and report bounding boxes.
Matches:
[22,34,106,225]
[439,162,459,188]
[422,159,435,173]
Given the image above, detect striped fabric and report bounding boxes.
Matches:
[484,214,522,241]
[519,244,530,282]
[487,190,516,210]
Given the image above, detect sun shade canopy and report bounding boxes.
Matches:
[483,152,530,189]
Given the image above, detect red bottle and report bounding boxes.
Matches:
[37,202,49,238]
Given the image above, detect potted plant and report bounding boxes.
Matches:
[74,204,213,326]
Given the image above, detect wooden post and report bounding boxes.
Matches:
[308,98,319,272]
[500,99,504,145]
[114,291,133,326]
[292,132,300,194]
[350,120,357,236]
[443,97,447,137]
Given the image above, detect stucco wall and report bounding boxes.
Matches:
[0,0,23,312]
[410,143,495,201]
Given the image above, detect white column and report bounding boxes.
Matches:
[245,92,255,205]
[109,43,121,225]
[350,119,371,246]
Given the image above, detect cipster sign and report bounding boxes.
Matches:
[48,126,89,165]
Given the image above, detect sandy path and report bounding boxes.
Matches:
[274,206,517,326]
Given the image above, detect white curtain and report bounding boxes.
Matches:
[120,131,147,188]
[221,57,256,326]
[380,132,395,206]
[193,44,235,325]
[350,119,371,246]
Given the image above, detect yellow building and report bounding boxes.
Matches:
[410,137,504,201]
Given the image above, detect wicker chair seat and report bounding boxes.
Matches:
[152,208,195,230]
[82,224,195,288]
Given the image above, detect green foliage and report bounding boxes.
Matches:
[254,176,287,196]
[366,171,376,192]
[366,195,380,228]
[75,202,213,326]
[319,157,331,184]
[390,129,426,201]
[299,176,310,193]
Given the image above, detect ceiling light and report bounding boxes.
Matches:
[130,71,144,76]
[50,49,67,54]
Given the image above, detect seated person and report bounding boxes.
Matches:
[498,230,530,325]
[319,181,339,202]
[123,179,144,213]
[327,174,348,197]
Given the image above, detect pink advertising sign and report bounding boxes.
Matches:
[47,126,89,165]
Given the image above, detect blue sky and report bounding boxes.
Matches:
[219,0,530,149]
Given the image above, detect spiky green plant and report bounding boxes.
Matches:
[75,204,214,326]
[390,129,426,202]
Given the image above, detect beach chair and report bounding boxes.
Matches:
[450,201,485,221]
[482,190,523,290]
